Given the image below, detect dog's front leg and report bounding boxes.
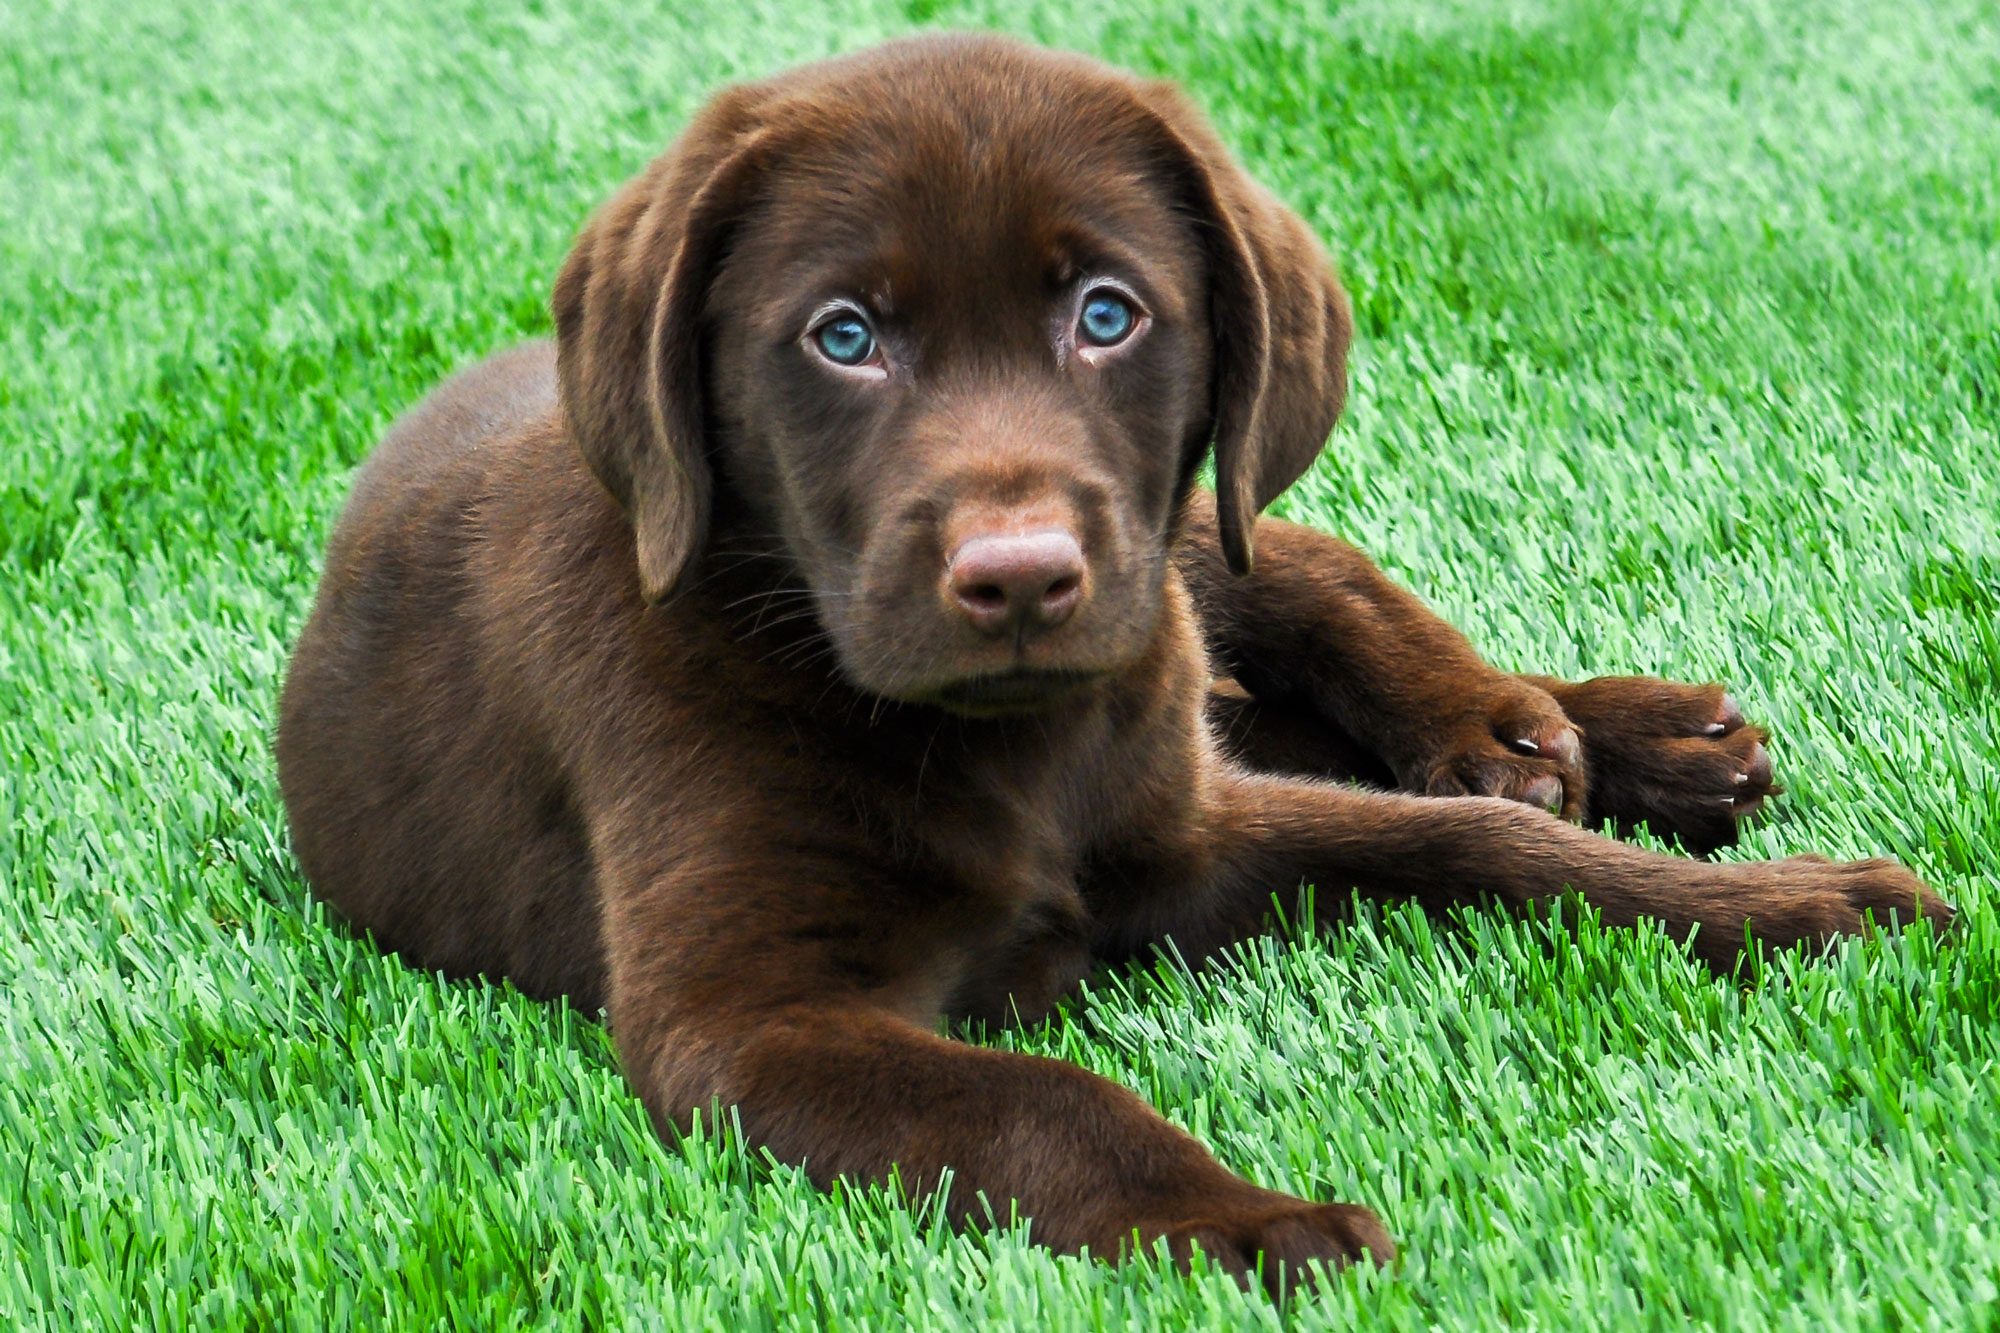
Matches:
[1176,492,1779,850]
[595,852,1392,1294]
[1097,768,1950,973]
[1174,491,1589,815]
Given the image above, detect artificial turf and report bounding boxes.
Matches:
[3,0,1997,1327]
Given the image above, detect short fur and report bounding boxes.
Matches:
[278,34,1949,1295]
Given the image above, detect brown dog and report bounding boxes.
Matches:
[277,34,1951,1295]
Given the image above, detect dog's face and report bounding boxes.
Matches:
[701,74,1217,711]
[556,36,1353,714]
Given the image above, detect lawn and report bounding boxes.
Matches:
[3,0,1997,1326]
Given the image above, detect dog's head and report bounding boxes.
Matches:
[555,34,1350,714]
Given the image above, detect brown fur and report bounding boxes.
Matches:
[277,34,1950,1297]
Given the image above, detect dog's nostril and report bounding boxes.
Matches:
[946,530,1087,635]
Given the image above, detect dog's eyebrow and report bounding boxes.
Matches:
[1076,273,1147,308]
[799,286,896,332]
[804,297,871,330]
[1042,230,1165,305]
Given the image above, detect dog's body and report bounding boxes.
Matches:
[278,35,1948,1292]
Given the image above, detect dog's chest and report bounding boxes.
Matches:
[924,830,1093,1030]
[872,731,1101,1021]
[796,679,1187,1026]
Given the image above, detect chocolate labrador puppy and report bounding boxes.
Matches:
[277,33,1950,1294]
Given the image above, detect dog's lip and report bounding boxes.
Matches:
[924,667,1101,714]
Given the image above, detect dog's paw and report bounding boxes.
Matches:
[1706,855,1955,964]
[1413,679,1587,820]
[1149,1198,1394,1298]
[1542,675,1776,853]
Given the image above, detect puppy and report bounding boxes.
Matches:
[277,33,1950,1295]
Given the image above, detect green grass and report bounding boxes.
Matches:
[4,0,1997,1326]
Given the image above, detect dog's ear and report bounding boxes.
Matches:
[1137,83,1353,575]
[554,89,774,603]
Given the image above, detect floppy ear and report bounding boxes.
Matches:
[1138,84,1354,575]
[553,89,773,603]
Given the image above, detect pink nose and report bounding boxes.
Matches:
[946,529,1086,635]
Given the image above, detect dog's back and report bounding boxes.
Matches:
[278,341,611,1008]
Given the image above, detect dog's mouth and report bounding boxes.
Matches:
[924,667,1101,716]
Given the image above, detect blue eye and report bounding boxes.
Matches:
[814,315,876,367]
[1078,291,1137,347]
